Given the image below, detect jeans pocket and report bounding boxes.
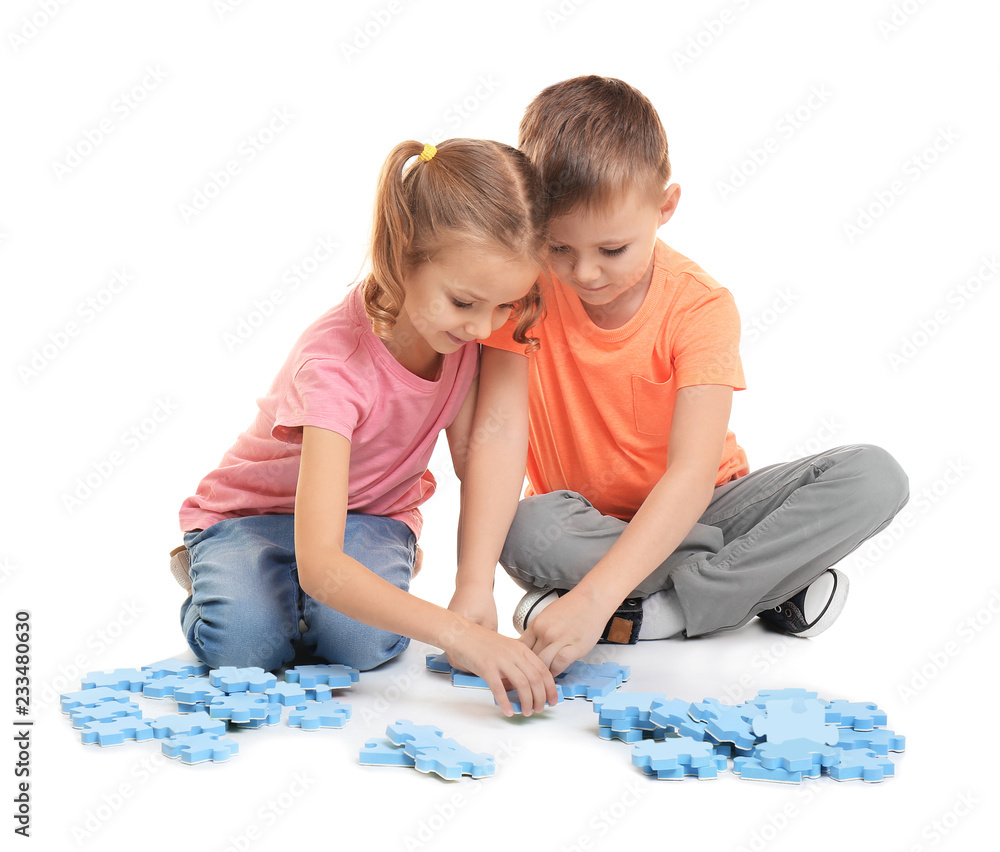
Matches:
[631,374,676,437]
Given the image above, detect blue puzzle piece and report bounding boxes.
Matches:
[162,732,239,765]
[632,738,715,771]
[756,738,841,772]
[836,728,906,755]
[638,753,728,780]
[648,698,698,731]
[359,737,416,768]
[386,720,448,749]
[689,698,762,749]
[209,667,278,693]
[287,701,351,730]
[734,756,808,784]
[142,657,210,678]
[824,700,887,731]
[264,683,307,706]
[425,652,453,674]
[412,743,496,780]
[143,675,197,699]
[208,694,271,722]
[69,702,142,729]
[283,664,359,689]
[173,679,224,705]
[752,698,840,745]
[598,725,645,743]
[60,687,131,714]
[148,712,227,739]
[593,692,668,723]
[452,671,490,689]
[496,684,564,714]
[826,749,895,782]
[234,705,283,728]
[554,661,629,700]
[80,716,154,747]
[81,668,153,692]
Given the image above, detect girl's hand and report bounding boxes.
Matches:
[444,622,559,717]
[447,586,498,633]
[518,590,612,677]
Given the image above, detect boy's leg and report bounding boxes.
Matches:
[180,515,303,670]
[299,513,415,672]
[501,444,908,638]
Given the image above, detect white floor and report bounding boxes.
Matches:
[5,1,998,849]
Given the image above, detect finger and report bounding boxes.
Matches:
[503,667,535,717]
[486,673,515,717]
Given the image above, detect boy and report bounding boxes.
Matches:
[475,76,909,675]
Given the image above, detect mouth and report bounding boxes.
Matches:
[445,332,469,346]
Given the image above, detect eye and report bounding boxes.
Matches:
[601,245,628,257]
[497,303,517,311]
[451,298,473,309]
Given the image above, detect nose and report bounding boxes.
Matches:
[573,255,600,285]
[464,309,494,341]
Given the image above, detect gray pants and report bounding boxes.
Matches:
[500,444,909,637]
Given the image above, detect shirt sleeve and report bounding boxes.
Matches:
[671,287,746,390]
[271,357,368,444]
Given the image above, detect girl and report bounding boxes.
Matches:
[172,139,559,716]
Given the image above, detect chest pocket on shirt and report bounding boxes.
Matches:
[631,374,676,437]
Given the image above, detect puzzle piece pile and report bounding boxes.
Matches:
[594,687,904,783]
[359,720,495,780]
[60,658,359,765]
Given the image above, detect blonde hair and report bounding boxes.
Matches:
[363,138,549,351]
[519,76,671,217]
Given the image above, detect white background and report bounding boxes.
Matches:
[3,0,998,849]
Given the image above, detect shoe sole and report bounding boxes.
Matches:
[169,546,192,593]
[512,588,555,633]
[796,569,849,638]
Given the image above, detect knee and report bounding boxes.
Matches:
[848,444,910,520]
[504,491,586,564]
[184,601,297,671]
[315,631,410,672]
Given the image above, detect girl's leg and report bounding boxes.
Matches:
[299,513,415,671]
[180,515,302,670]
[501,444,908,638]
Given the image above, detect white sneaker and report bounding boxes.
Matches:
[169,545,192,593]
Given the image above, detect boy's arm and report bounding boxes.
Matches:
[295,424,556,715]
[519,384,733,674]
[446,347,530,629]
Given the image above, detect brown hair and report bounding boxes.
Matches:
[518,76,671,217]
[362,138,549,351]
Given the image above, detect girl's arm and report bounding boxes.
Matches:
[294,424,557,715]
[446,347,530,630]
[519,384,734,674]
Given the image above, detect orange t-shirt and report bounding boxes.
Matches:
[482,239,748,521]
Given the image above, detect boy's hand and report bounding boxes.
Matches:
[447,587,498,633]
[518,591,611,676]
[444,623,559,717]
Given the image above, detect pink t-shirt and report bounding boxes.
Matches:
[178,284,479,537]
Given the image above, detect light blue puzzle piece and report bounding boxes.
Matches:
[824,700,887,731]
[283,664,359,689]
[412,744,495,780]
[632,738,715,771]
[143,675,196,699]
[265,683,307,705]
[303,685,338,702]
[386,720,448,750]
[142,657,210,678]
[648,698,698,731]
[496,684,564,713]
[836,728,905,755]
[756,737,841,772]
[734,756,806,784]
[69,702,142,729]
[287,701,351,730]
[752,698,840,745]
[689,699,762,749]
[452,671,490,689]
[598,725,645,743]
[593,692,668,723]
[209,667,278,693]
[80,717,154,747]
[208,694,271,722]
[173,679,224,705]
[425,652,453,674]
[148,712,227,739]
[359,737,417,768]
[81,668,153,692]
[60,687,131,714]
[234,705,283,728]
[826,749,895,782]
[162,732,239,764]
[639,753,728,780]
[554,660,629,700]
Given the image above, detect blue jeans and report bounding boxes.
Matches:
[180,513,415,671]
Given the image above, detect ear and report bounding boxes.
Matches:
[657,183,681,227]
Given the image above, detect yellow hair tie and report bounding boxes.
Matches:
[418,143,437,162]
